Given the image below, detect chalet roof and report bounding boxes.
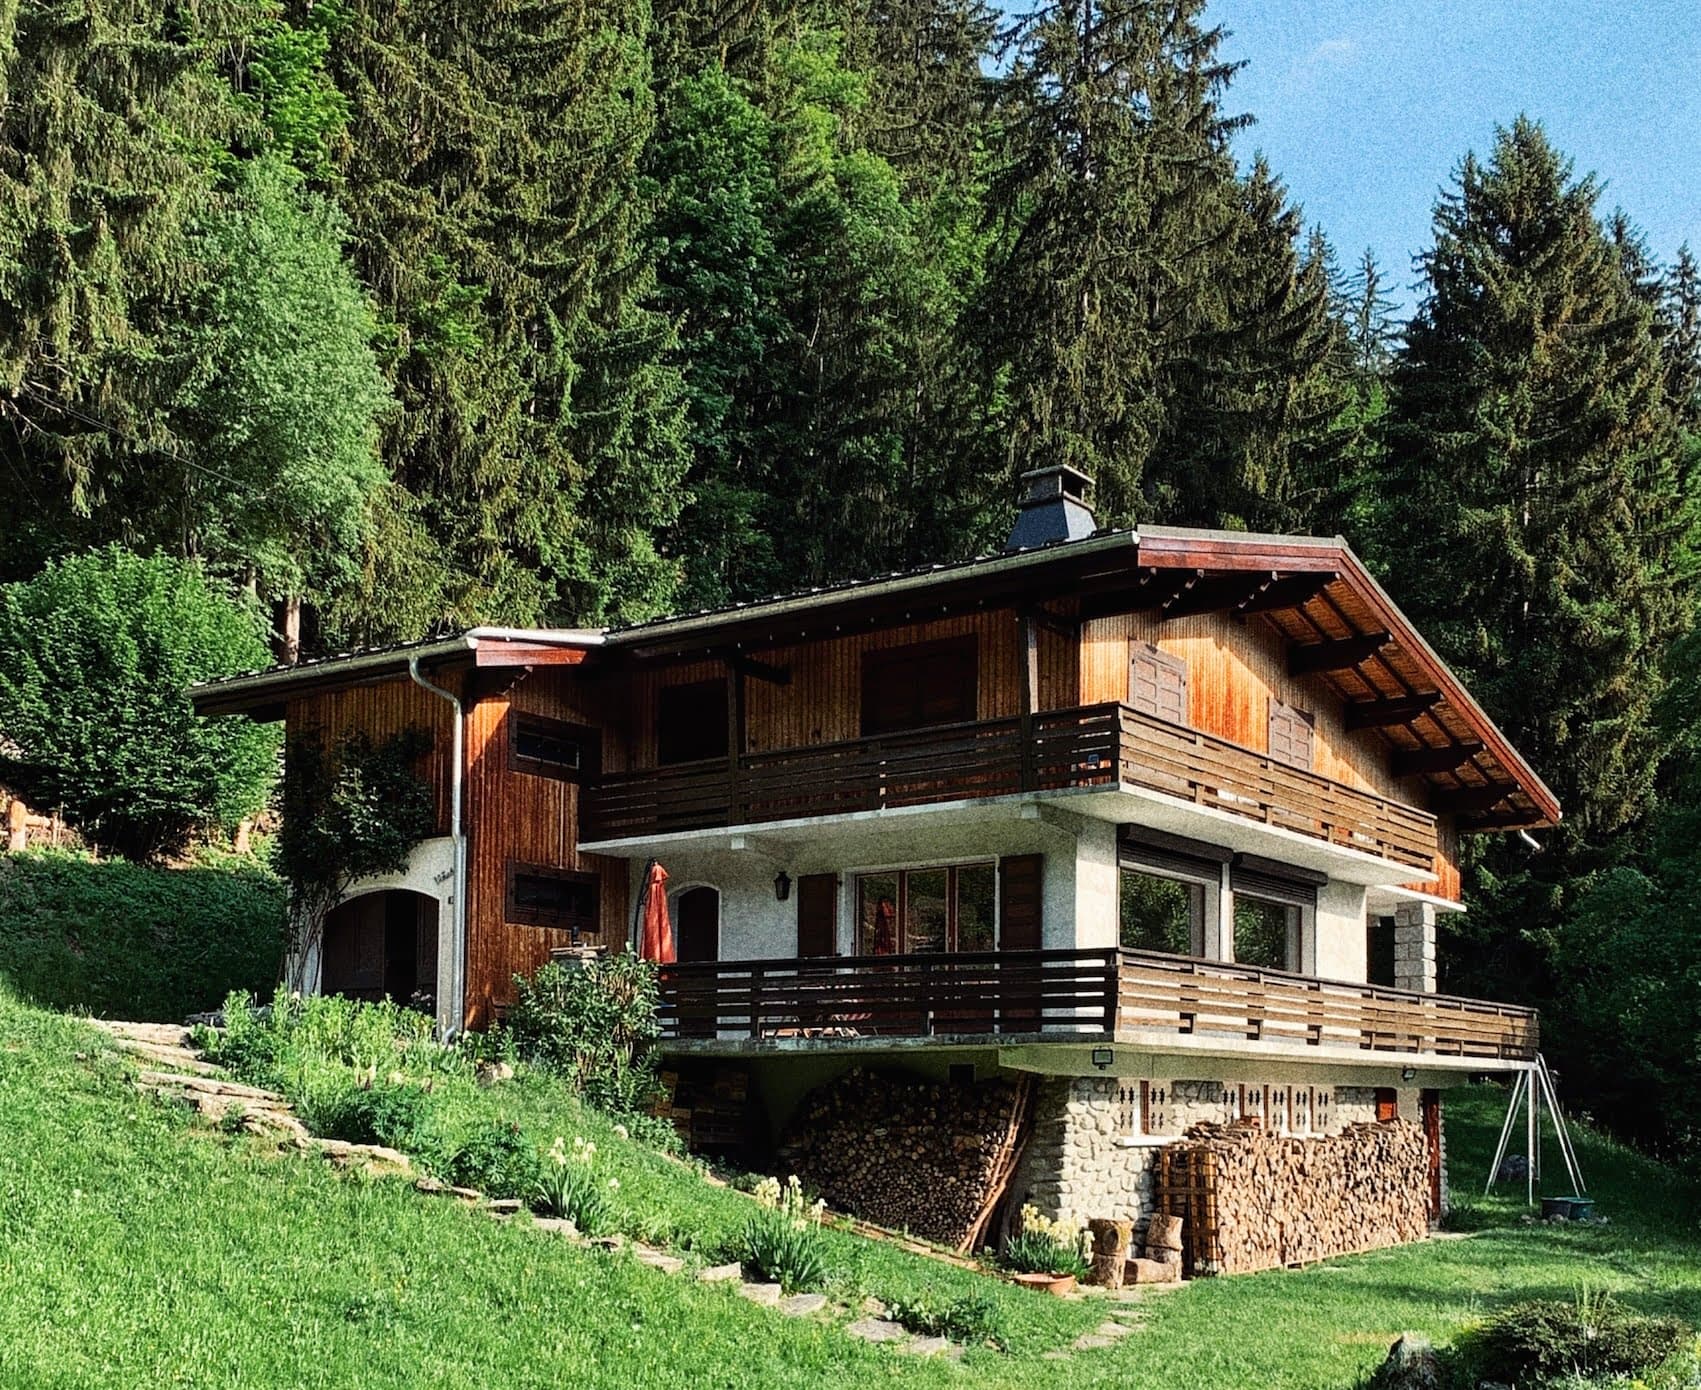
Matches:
[188,527,1560,832]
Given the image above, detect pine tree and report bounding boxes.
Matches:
[1662,245,1701,428]
[1382,117,1694,851]
[1345,247,1398,381]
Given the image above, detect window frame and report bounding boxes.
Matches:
[508,711,597,783]
[859,635,980,738]
[504,861,601,938]
[656,678,730,766]
[851,860,999,955]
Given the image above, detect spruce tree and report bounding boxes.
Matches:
[1383,117,1693,855]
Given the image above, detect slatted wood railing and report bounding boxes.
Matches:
[655,948,1538,1062]
[586,703,1438,872]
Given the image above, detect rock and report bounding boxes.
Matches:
[415,1178,482,1202]
[1072,1334,1115,1350]
[476,1062,516,1087]
[698,1262,743,1283]
[777,1293,827,1316]
[1094,1321,1133,1339]
[634,1248,685,1275]
[900,1336,954,1357]
[859,1296,888,1317]
[738,1282,783,1306]
[484,1198,523,1215]
[1373,1333,1440,1390]
[532,1217,579,1237]
[845,1318,909,1345]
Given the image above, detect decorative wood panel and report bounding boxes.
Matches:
[284,678,456,836]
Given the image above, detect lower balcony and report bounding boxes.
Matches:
[656,948,1538,1063]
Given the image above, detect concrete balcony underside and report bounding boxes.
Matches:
[582,703,1440,889]
[655,948,1537,1065]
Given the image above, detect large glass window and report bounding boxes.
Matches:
[855,863,997,954]
[1119,869,1200,955]
[1233,896,1297,971]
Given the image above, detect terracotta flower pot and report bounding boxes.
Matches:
[1010,1271,1077,1296]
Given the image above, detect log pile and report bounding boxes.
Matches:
[778,1068,1033,1250]
[1158,1119,1430,1275]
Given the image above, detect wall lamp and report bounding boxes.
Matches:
[1090,1046,1114,1072]
[1401,1066,1417,1082]
[774,871,792,902]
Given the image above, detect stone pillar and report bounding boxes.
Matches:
[1392,901,1437,994]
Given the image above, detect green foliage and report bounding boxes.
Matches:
[1464,1294,1691,1385]
[534,1135,617,1233]
[0,547,279,860]
[999,1205,1089,1278]
[274,727,434,989]
[738,1175,831,1292]
[170,153,389,608]
[0,850,283,1019]
[444,1121,542,1200]
[886,1290,1003,1346]
[507,955,662,1115]
[237,3,353,177]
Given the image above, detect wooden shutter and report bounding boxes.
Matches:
[861,637,978,736]
[998,854,1044,950]
[797,873,838,957]
[1129,644,1188,724]
[657,679,729,765]
[1375,1088,1399,1123]
[1268,699,1314,769]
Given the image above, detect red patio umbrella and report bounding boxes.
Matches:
[872,898,897,956]
[638,860,675,964]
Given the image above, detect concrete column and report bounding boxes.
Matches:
[1392,901,1437,994]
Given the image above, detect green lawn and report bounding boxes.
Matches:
[1,986,1696,1389]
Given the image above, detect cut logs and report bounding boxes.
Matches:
[1157,1119,1430,1275]
[778,1068,1034,1251]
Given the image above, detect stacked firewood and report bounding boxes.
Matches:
[777,1068,1030,1249]
[1162,1119,1429,1275]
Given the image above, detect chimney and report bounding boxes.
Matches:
[1004,465,1097,552]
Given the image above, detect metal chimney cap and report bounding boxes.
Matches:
[1006,465,1098,551]
[1018,464,1094,505]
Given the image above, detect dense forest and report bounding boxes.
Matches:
[2,0,1700,1166]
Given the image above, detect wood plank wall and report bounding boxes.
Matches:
[621,610,1076,767]
[284,678,456,836]
[462,671,630,1028]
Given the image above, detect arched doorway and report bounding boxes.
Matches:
[675,886,720,963]
[321,890,440,1008]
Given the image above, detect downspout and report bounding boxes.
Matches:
[409,656,466,1041]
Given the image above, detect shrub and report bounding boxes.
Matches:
[533,1136,618,1234]
[999,1206,1090,1279]
[507,955,661,1115]
[444,1121,540,1200]
[737,1175,829,1293]
[0,851,284,1020]
[1468,1292,1692,1383]
[886,1291,1003,1346]
[0,546,279,861]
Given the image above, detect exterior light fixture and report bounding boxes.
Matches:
[1090,1046,1114,1071]
[1401,1066,1417,1082]
[774,871,792,902]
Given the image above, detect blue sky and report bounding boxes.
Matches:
[1207,0,1701,314]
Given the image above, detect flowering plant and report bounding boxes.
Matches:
[739,1175,829,1292]
[533,1135,618,1234]
[1000,1204,1090,1278]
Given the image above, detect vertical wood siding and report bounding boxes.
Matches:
[285,679,456,836]
[463,671,629,1028]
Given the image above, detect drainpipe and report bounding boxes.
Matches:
[409,656,466,1041]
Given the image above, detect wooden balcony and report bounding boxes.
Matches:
[657,949,1539,1063]
[586,702,1438,873]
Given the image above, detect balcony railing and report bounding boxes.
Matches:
[656,948,1538,1062]
[586,702,1438,873]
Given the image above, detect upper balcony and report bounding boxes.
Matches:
[583,702,1438,879]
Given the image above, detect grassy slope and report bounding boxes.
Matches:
[1,988,1697,1390]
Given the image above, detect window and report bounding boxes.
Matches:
[1119,869,1201,955]
[505,863,600,938]
[1233,896,1298,971]
[657,679,729,765]
[854,862,997,954]
[1367,915,1398,987]
[861,637,978,737]
[1129,643,1188,724]
[510,712,595,781]
[1375,1088,1399,1123]
[1268,699,1314,769]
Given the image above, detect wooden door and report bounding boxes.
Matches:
[1421,1089,1443,1220]
[676,886,720,963]
[797,874,837,957]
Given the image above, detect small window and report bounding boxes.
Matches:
[657,679,729,765]
[1129,643,1188,724]
[1233,895,1299,971]
[861,637,978,737]
[506,863,600,938]
[1268,699,1314,769]
[1375,1088,1399,1123]
[510,712,595,780]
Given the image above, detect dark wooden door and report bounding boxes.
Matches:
[676,886,720,964]
[1421,1089,1443,1220]
[797,874,838,957]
